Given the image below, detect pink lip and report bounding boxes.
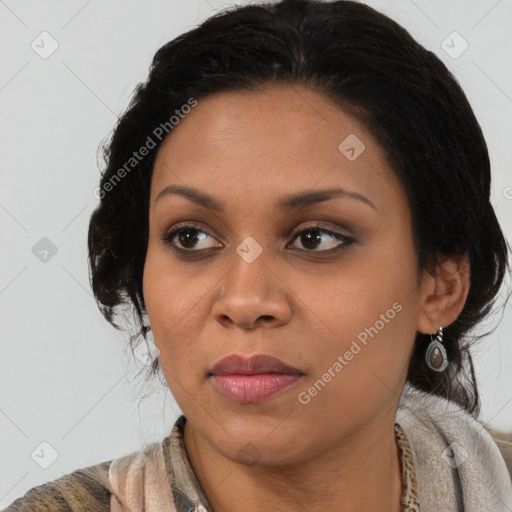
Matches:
[208,354,305,404]
[211,374,302,403]
[209,354,303,375]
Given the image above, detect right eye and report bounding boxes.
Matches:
[161,224,222,252]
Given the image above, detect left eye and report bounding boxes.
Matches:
[289,227,354,252]
[161,225,354,253]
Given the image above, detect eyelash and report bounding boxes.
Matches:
[160,222,356,255]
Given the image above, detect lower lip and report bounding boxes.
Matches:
[211,373,302,403]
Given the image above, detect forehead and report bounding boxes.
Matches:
[150,85,403,211]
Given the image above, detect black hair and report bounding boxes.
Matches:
[87,0,511,416]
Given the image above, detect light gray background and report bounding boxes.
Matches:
[1,0,511,507]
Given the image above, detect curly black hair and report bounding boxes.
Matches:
[87,0,511,416]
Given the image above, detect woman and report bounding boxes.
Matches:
[4,0,512,510]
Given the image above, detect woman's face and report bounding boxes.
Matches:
[143,85,427,465]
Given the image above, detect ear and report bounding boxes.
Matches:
[416,252,470,335]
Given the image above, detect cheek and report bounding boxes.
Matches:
[144,252,229,402]
[297,244,418,408]
[144,246,199,324]
[142,251,215,384]
[295,306,414,443]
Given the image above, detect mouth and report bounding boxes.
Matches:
[209,353,304,376]
[208,354,305,404]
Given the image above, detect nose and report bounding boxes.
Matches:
[212,250,293,330]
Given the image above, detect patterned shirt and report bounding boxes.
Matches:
[4,414,420,511]
[6,388,512,510]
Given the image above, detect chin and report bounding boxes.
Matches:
[209,415,311,466]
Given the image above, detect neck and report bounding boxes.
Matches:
[182,412,403,512]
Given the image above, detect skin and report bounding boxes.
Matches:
[142,84,470,512]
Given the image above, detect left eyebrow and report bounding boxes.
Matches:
[276,186,378,212]
[155,185,377,212]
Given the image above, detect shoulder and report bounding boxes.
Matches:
[483,425,512,479]
[106,440,176,511]
[3,438,178,512]
[2,460,113,511]
[396,387,512,510]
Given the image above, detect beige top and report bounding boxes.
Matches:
[7,387,512,510]
[3,414,419,511]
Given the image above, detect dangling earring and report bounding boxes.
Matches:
[425,326,448,372]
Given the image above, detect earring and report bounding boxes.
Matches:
[425,326,448,372]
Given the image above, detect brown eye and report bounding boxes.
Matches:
[161,226,221,251]
[160,223,355,255]
[289,226,355,252]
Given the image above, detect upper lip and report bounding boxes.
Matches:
[209,354,304,376]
